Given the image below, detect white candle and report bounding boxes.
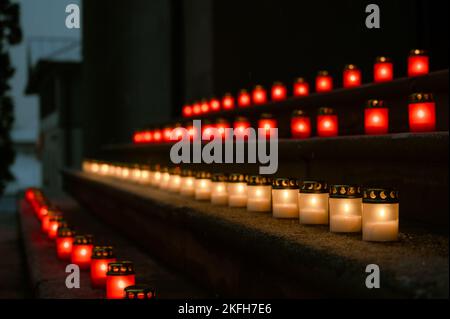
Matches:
[180,176,196,197]
[298,181,329,225]
[330,214,362,233]
[121,166,130,180]
[131,167,142,182]
[195,174,212,201]
[159,171,170,190]
[139,168,151,185]
[329,186,363,233]
[152,171,162,186]
[272,188,299,218]
[227,182,247,208]
[247,185,272,212]
[168,174,181,192]
[211,182,228,205]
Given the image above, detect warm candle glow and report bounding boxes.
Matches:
[271,82,287,101]
[317,108,338,137]
[222,93,235,110]
[315,71,333,92]
[211,174,228,206]
[195,172,212,201]
[227,174,248,208]
[238,90,251,108]
[408,93,436,132]
[365,99,389,135]
[374,56,394,82]
[408,50,429,77]
[329,185,363,233]
[247,176,272,212]
[210,98,221,112]
[252,85,267,105]
[272,178,299,218]
[106,261,136,299]
[91,246,116,288]
[71,235,94,270]
[299,181,329,225]
[182,105,192,117]
[343,65,362,88]
[291,110,311,139]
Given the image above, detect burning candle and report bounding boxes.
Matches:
[202,120,216,141]
[252,85,267,105]
[120,164,130,180]
[293,77,309,97]
[200,99,210,114]
[238,89,251,108]
[48,216,67,240]
[195,171,212,201]
[172,123,185,141]
[227,173,248,208]
[56,227,75,260]
[91,246,117,288]
[408,49,429,77]
[163,126,173,143]
[139,165,151,185]
[210,98,221,112]
[408,93,436,132]
[182,105,192,118]
[317,107,338,137]
[343,64,362,88]
[192,102,202,116]
[299,181,329,225]
[150,164,162,187]
[247,175,273,212]
[362,188,399,242]
[106,261,136,299]
[222,93,235,110]
[131,165,142,183]
[365,99,389,135]
[133,132,143,144]
[272,178,299,218]
[374,56,394,83]
[234,116,252,140]
[143,130,153,143]
[153,129,163,143]
[168,167,182,193]
[125,285,156,299]
[159,167,170,190]
[42,209,61,234]
[211,174,229,206]
[258,113,278,139]
[315,71,333,93]
[291,109,311,139]
[271,82,287,101]
[329,185,362,233]
[180,169,196,197]
[215,118,230,140]
[71,235,94,270]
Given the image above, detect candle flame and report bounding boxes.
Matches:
[283,191,289,200]
[255,189,262,197]
[323,121,331,128]
[100,264,107,272]
[417,109,425,119]
[117,280,126,289]
[80,248,87,256]
[63,241,70,249]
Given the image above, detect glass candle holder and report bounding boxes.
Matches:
[329,185,362,233]
[238,89,251,108]
[106,261,136,299]
[317,107,338,137]
[215,118,230,140]
[272,178,299,218]
[195,172,212,201]
[167,167,182,193]
[163,126,173,143]
[365,99,389,135]
[293,77,310,97]
[374,56,394,83]
[202,120,215,141]
[91,246,117,288]
[180,169,196,197]
[258,113,277,139]
[271,82,287,101]
[222,93,235,110]
[227,173,248,208]
[159,167,170,190]
[291,109,311,139]
[71,235,94,270]
[48,216,67,240]
[100,162,111,176]
[211,174,229,206]
[142,130,152,143]
[133,132,143,144]
[131,165,142,183]
[252,85,267,105]
[120,165,131,180]
[182,105,192,118]
[139,165,151,185]
[299,181,329,225]
[200,99,210,114]
[56,227,75,260]
[408,93,436,132]
[343,64,362,88]
[233,116,251,140]
[152,129,163,143]
[192,102,202,116]
[150,164,162,187]
[247,175,273,212]
[42,209,61,234]
[210,98,221,112]
[362,188,399,242]
[125,285,156,299]
[408,49,429,77]
[315,71,333,92]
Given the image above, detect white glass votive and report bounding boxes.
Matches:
[159,168,170,190]
[139,165,151,185]
[120,165,131,180]
[272,178,299,218]
[150,164,161,187]
[131,165,142,182]
[167,167,182,192]
[180,169,196,197]
[227,173,248,208]
[82,159,91,173]
[247,175,272,212]
[211,174,229,205]
[362,188,399,242]
[299,181,329,225]
[195,172,212,201]
[329,185,362,233]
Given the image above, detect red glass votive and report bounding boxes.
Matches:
[163,126,173,142]
[258,113,278,138]
[48,216,66,240]
[252,85,267,105]
[316,71,333,92]
[133,132,143,144]
[152,129,162,143]
[293,77,309,97]
[90,246,117,288]
[215,118,230,140]
[202,120,215,141]
[238,89,251,108]
[271,82,287,101]
[343,64,362,88]
[125,285,156,299]
[71,235,94,270]
[408,49,429,77]
[408,93,436,132]
[56,227,75,260]
[374,56,394,83]
[291,110,311,139]
[210,98,221,112]
[364,100,389,135]
[172,124,185,141]
[142,130,152,143]
[200,100,210,114]
[317,107,338,137]
[182,105,192,118]
[192,102,202,115]
[234,116,251,140]
[41,209,60,234]
[222,93,235,110]
[106,261,136,299]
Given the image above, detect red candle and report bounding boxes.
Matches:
[258,113,278,138]
[133,132,143,144]
[210,98,221,112]
[91,246,117,288]
[408,49,429,77]
[364,100,389,135]
[125,285,156,299]
[222,93,235,110]
[316,71,333,93]
[153,129,162,143]
[192,102,202,116]
[200,100,210,114]
[374,56,394,83]
[343,64,362,88]
[172,124,184,141]
[143,130,152,143]
[163,126,173,142]
[238,89,251,108]
[293,77,310,97]
[271,82,287,101]
[408,93,436,132]
[252,85,267,105]
[202,120,215,141]
[215,118,230,140]
[37,205,49,221]
[185,122,198,142]
[25,188,36,202]
[56,227,75,260]
[234,116,251,140]
[71,235,94,270]
[106,261,136,299]
[42,210,60,234]
[48,216,66,240]
[317,107,338,137]
[182,105,192,118]
[291,110,311,139]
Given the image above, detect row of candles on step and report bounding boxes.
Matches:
[181,50,430,117]
[134,93,437,143]
[23,188,155,299]
[83,160,400,242]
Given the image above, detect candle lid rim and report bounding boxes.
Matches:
[180,169,195,177]
[366,99,387,109]
[318,107,335,115]
[107,261,135,275]
[409,49,428,56]
[211,173,229,182]
[91,245,115,259]
[195,171,212,179]
[292,109,308,117]
[330,184,363,198]
[363,188,399,203]
[409,92,434,103]
[344,64,359,70]
[73,234,94,245]
[300,180,329,193]
[295,77,306,83]
[227,173,248,183]
[124,285,156,299]
[57,227,76,238]
[375,56,392,63]
[247,175,273,186]
[317,70,330,76]
[272,177,299,189]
